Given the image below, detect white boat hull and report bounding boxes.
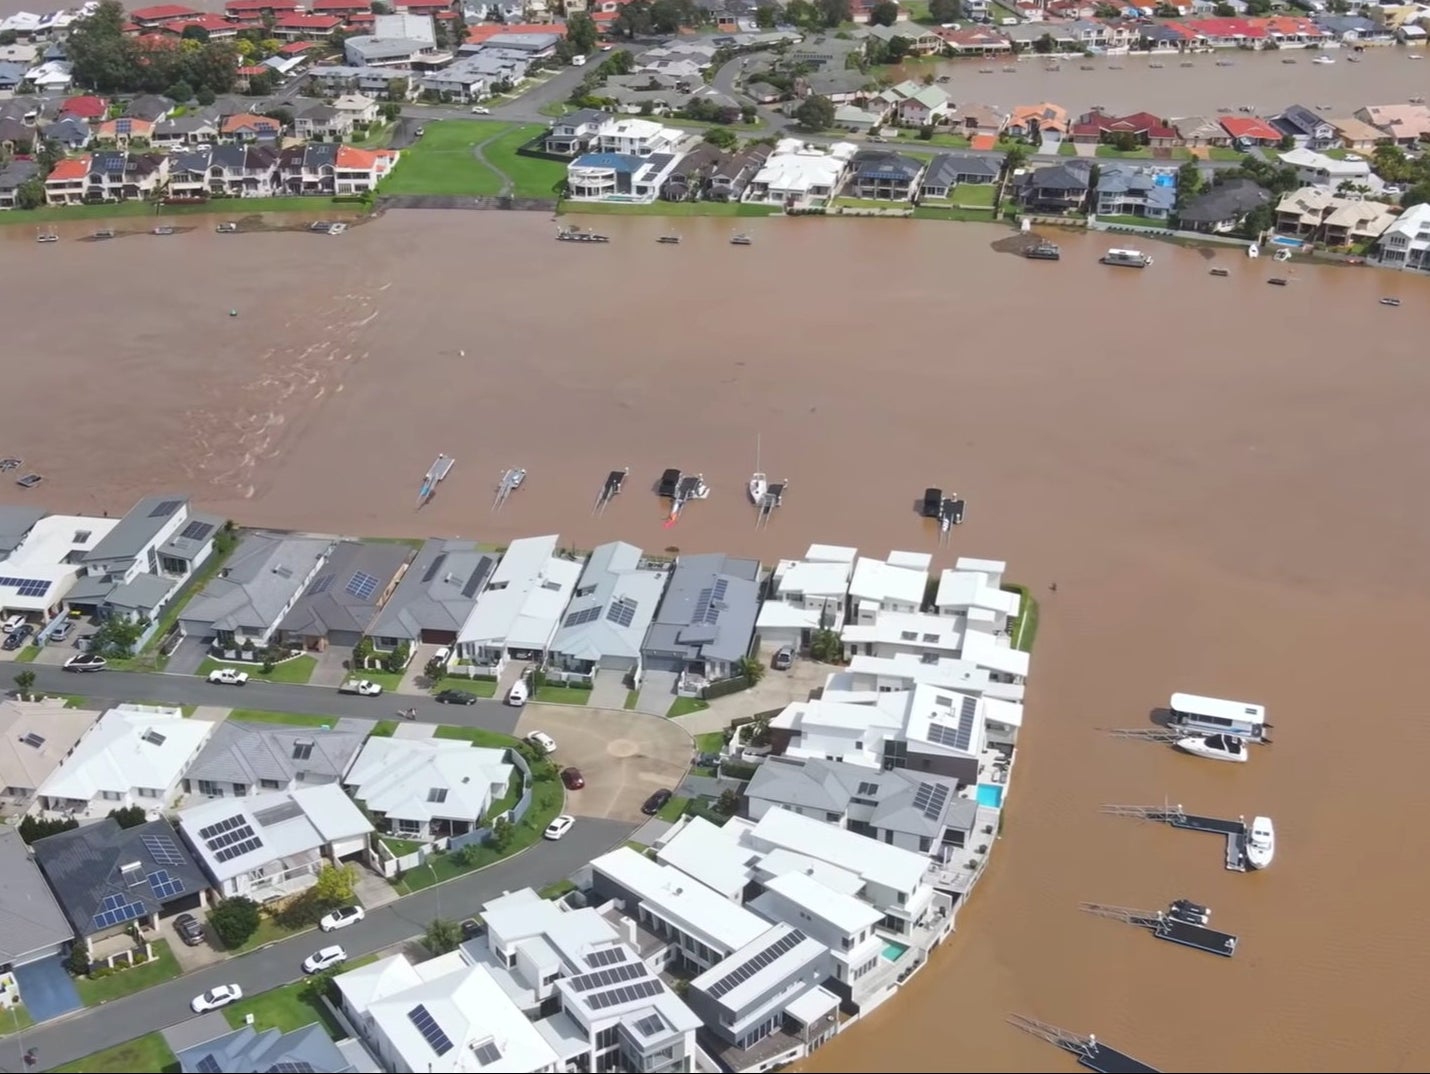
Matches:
[1247,243,1260,259]
[748,475,767,504]
[1245,816,1275,869]
[1175,735,1249,763]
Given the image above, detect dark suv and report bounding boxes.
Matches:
[173,913,205,947]
[641,789,673,816]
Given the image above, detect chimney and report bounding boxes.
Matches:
[621,916,638,948]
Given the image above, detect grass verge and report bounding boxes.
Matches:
[624,690,640,710]
[558,200,779,217]
[54,1031,177,1073]
[379,119,513,195]
[667,697,708,718]
[1057,139,1078,156]
[911,205,998,222]
[481,123,566,197]
[434,678,496,698]
[694,730,725,755]
[228,708,343,728]
[1005,584,1040,653]
[535,684,592,705]
[0,1004,34,1036]
[221,956,375,1035]
[232,913,307,954]
[196,655,317,684]
[434,725,522,750]
[539,878,577,900]
[1098,214,1172,229]
[13,646,38,663]
[75,940,180,1006]
[349,668,406,692]
[657,794,690,822]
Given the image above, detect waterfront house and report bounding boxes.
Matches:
[333,145,401,193]
[454,535,582,673]
[0,827,73,981]
[1071,109,1181,149]
[747,874,882,1007]
[567,149,685,203]
[935,25,1014,55]
[920,153,1001,200]
[1173,115,1233,148]
[177,1025,364,1074]
[1181,15,1267,47]
[543,107,610,157]
[545,542,669,688]
[1272,103,1338,149]
[44,152,86,203]
[0,513,116,622]
[705,144,770,201]
[880,79,952,127]
[744,138,857,208]
[951,102,1010,139]
[1281,146,1373,189]
[662,145,721,200]
[0,159,36,209]
[1354,103,1430,147]
[177,532,330,648]
[786,33,864,70]
[1138,21,1194,49]
[278,540,411,651]
[0,698,98,816]
[796,68,872,105]
[1274,185,1398,246]
[366,539,495,652]
[1327,116,1390,151]
[345,735,513,842]
[756,544,856,651]
[150,112,219,148]
[641,552,761,690]
[166,144,279,198]
[1176,177,1271,233]
[183,716,371,799]
[279,142,337,193]
[73,149,168,201]
[845,149,926,201]
[1218,114,1283,147]
[1095,163,1177,219]
[273,12,345,37]
[846,549,928,621]
[1313,13,1392,44]
[861,22,944,55]
[1006,101,1068,141]
[1372,202,1430,271]
[220,111,283,143]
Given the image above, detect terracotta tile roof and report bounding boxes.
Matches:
[136,31,177,46]
[335,144,398,169]
[60,95,106,119]
[162,13,232,32]
[237,65,269,75]
[46,156,89,181]
[310,0,369,9]
[226,0,299,10]
[276,13,342,28]
[1184,16,1266,37]
[1219,115,1281,141]
[465,21,565,41]
[278,40,316,53]
[130,4,200,20]
[221,112,282,133]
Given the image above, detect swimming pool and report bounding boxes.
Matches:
[977,783,1004,809]
[1270,236,1304,247]
[881,940,909,962]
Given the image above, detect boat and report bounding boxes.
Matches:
[215,222,238,233]
[1273,248,1292,262]
[1244,816,1275,869]
[1347,54,1360,62]
[730,233,753,246]
[327,222,347,236]
[1210,267,1230,277]
[1175,733,1249,763]
[1023,240,1061,261]
[152,225,174,236]
[1267,277,1288,286]
[657,235,681,244]
[93,228,114,239]
[1100,248,1152,268]
[1247,242,1259,259]
[748,435,767,506]
[1380,297,1401,307]
[309,221,331,232]
[557,227,609,243]
[1167,899,1211,927]
[35,228,58,243]
[1313,54,1334,64]
[665,472,710,528]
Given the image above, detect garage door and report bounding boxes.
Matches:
[13,954,82,1022]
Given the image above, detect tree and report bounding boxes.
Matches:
[425,918,460,955]
[784,0,820,28]
[108,804,148,829]
[13,669,35,700]
[424,655,447,684]
[755,3,779,26]
[736,654,766,684]
[566,11,597,54]
[809,628,843,662]
[209,897,261,949]
[19,816,76,845]
[1403,183,1430,210]
[1175,160,1202,206]
[245,71,275,96]
[883,35,911,61]
[91,614,148,658]
[1372,144,1409,184]
[704,125,737,149]
[1003,144,1029,173]
[371,0,391,10]
[312,863,356,907]
[747,717,772,747]
[15,178,44,210]
[928,0,958,20]
[715,788,741,816]
[67,944,91,977]
[1032,32,1055,54]
[869,0,898,24]
[65,0,135,92]
[180,23,209,41]
[485,815,514,852]
[793,93,835,131]
[1238,201,1273,240]
[166,78,194,101]
[815,0,850,25]
[1213,2,1235,13]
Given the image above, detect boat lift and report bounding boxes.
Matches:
[493,467,525,512]
[1104,728,1182,742]
[417,454,455,508]
[1102,803,1250,872]
[938,496,966,545]
[755,479,786,529]
[1079,901,1239,958]
[1007,1014,1161,1074]
[594,468,627,516]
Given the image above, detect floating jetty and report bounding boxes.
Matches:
[755,479,786,529]
[1102,803,1253,872]
[493,467,525,511]
[659,469,709,528]
[594,467,627,516]
[1079,900,1238,958]
[417,454,455,508]
[557,227,609,243]
[1007,1015,1160,1073]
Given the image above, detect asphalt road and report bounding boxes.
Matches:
[8,818,632,1072]
[25,666,520,735]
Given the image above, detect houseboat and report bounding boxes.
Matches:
[1024,240,1061,261]
[1168,692,1269,743]
[1100,248,1152,268]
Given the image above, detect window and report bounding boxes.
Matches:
[899,631,917,641]
[919,836,931,852]
[260,779,281,790]
[138,787,160,798]
[101,790,122,801]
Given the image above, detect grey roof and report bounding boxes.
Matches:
[365,538,495,643]
[176,1022,356,1074]
[802,69,870,97]
[0,505,44,555]
[125,93,174,121]
[345,35,428,63]
[84,494,188,566]
[106,572,174,613]
[64,573,116,606]
[279,540,413,640]
[1314,14,1382,33]
[0,116,37,150]
[32,818,204,937]
[180,532,332,635]
[43,115,90,147]
[642,553,760,665]
[1021,160,1092,191]
[158,510,224,563]
[922,152,1000,187]
[299,103,339,122]
[0,827,72,966]
[553,107,610,134]
[851,149,925,182]
[483,31,561,50]
[186,717,371,790]
[153,112,218,136]
[1276,104,1329,137]
[1097,164,1177,213]
[0,61,27,87]
[549,542,671,664]
[1178,176,1271,224]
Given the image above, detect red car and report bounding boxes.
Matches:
[561,767,585,790]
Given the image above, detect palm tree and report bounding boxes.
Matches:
[736,655,765,684]
[13,670,35,701]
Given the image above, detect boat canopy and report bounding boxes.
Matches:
[1170,692,1266,733]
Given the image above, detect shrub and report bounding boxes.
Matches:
[66,945,91,976]
[210,896,261,948]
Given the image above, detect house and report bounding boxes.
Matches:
[919,152,1000,200]
[278,142,339,194]
[845,549,929,625]
[1272,103,1337,150]
[1176,176,1271,233]
[1274,185,1397,246]
[1218,114,1283,147]
[704,144,770,202]
[43,155,87,205]
[183,716,371,799]
[167,144,281,199]
[0,116,38,156]
[1372,201,1430,271]
[545,542,669,688]
[1139,21,1195,50]
[344,34,435,66]
[365,539,494,652]
[747,874,885,1005]
[308,64,419,99]
[0,513,118,621]
[220,112,283,142]
[453,535,581,672]
[1354,103,1430,147]
[24,60,72,92]
[0,827,73,977]
[93,114,154,146]
[63,149,169,203]
[1181,15,1267,47]
[294,103,351,140]
[950,102,1010,139]
[177,784,372,900]
[150,112,219,148]
[225,0,302,15]
[786,33,864,70]
[1006,101,1068,140]
[832,103,887,135]
[796,67,871,104]
[1173,115,1233,148]
[41,114,91,151]
[567,147,685,203]
[0,698,97,818]
[861,21,944,54]
[593,116,683,157]
[543,107,610,157]
[1313,14,1392,44]
[344,735,513,842]
[273,12,345,37]
[32,817,206,949]
[177,531,330,652]
[161,13,238,37]
[175,1024,366,1074]
[1014,159,1092,212]
[1095,163,1177,219]
[0,158,36,209]
[58,94,106,121]
[0,505,45,559]
[744,138,857,208]
[935,25,1014,55]
[1071,110,1181,148]
[661,143,722,200]
[277,540,411,651]
[892,83,952,128]
[129,4,201,27]
[641,552,761,689]
[845,149,925,201]
[1327,115,1390,151]
[333,92,380,125]
[756,544,856,651]
[1280,146,1373,189]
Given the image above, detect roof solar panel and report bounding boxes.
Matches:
[707,930,808,999]
[564,605,601,629]
[959,694,978,722]
[142,834,185,866]
[570,960,645,993]
[0,576,50,598]
[606,598,638,628]
[148,498,182,518]
[407,1004,454,1057]
[587,977,664,1010]
[180,520,215,542]
[421,552,448,584]
[585,947,627,969]
[634,1013,666,1036]
[346,571,379,600]
[194,1055,221,1074]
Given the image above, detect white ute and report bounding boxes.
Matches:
[208,668,249,686]
[339,679,383,696]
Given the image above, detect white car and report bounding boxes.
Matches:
[544,814,575,841]
[432,646,451,665]
[302,945,348,974]
[507,680,529,707]
[338,679,383,696]
[471,105,491,114]
[320,905,365,932]
[208,668,249,686]
[191,983,243,1013]
[525,730,556,754]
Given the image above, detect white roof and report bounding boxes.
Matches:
[1381,201,1430,244]
[747,807,929,895]
[848,552,929,607]
[589,847,768,954]
[457,535,583,651]
[654,816,754,899]
[935,569,1020,616]
[1280,146,1370,175]
[345,736,511,824]
[599,116,671,140]
[768,697,903,768]
[805,543,857,563]
[689,923,829,1013]
[0,699,97,799]
[37,706,209,804]
[1170,692,1266,726]
[841,609,961,651]
[755,847,864,896]
[773,546,856,600]
[755,601,823,631]
[954,556,1006,576]
[901,683,986,757]
[751,141,852,195]
[983,695,1025,729]
[786,985,841,1025]
[332,93,376,111]
[761,870,881,934]
[960,628,1030,678]
[178,783,372,882]
[0,514,118,611]
[845,653,993,694]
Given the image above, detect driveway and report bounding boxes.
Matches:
[160,916,226,974]
[514,705,690,823]
[633,669,678,717]
[588,672,629,711]
[676,652,829,734]
[164,635,208,676]
[307,646,351,688]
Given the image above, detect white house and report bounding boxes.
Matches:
[846,550,929,619]
[755,544,857,651]
[593,116,683,156]
[743,138,858,208]
[454,535,583,673]
[1279,146,1373,189]
[35,705,212,818]
[544,541,670,687]
[750,871,884,1000]
[841,609,962,664]
[344,735,513,842]
[331,92,380,125]
[177,783,372,900]
[769,694,906,770]
[933,557,1020,633]
[881,79,953,127]
[1373,201,1430,271]
[0,514,118,622]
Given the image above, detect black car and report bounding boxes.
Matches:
[2,625,32,651]
[460,918,485,941]
[174,913,205,947]
[434,689,478,705]
[641,789,673,816]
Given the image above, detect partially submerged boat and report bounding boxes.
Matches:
[35,228,58,243]
[1244,816,1275,870]
[657,235,680,244]
[1024,240,1061,261]
[1167,898,1211,927]
[1381,297,1401,307]
[1267,277,1288,286]
[730,233,753,246]
[1210,267,1230,277]
[1247,242,1260,259]
[152,225,174,236]
[1175,733,1249,764]
[1273,247,1292,262]
[216,222,239,233]
[557,227,609,243]
[1100,248,1152,268]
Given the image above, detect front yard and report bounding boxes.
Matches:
[228,708,341,728]
[559,200,779,217]
[534,683,592,705]
[1098,214,1172,229]
[74,940,180,1006]
[480,123,567,198]
[657,794,691,822]
[347,667,406,693]
[55,1032,177,1073]
[221,960,375,1035]
[667,697,708,718]
[196,655,317,684]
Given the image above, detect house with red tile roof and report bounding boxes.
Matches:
[310,0,370,14]
[934,26,1012,56]
[135,32,178,48]
[224,0,300,14]
[397,0,451,12]
[1219,115,1283,145]
[44,155,88,205]
[161,14,239,38]
[465,21,566,43]
[1070,110,1180,148]
[1264,15,1324,44]
[221,112,284,141]
[278,40,317,55]
[334,144,400,193]
[273,13,344,38]
[1007,102,1068,139]
[59,95,107,121]
[128,4,200,26]
[1182,17,1266,47]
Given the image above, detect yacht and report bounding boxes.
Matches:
[1100,248,1152,268]
[1175,733,1248,763]
[1244,816,1275,870]
[1247,242,1260,259]
[748,435,767,505]
[1273,247,1292,262]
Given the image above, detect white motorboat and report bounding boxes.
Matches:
[1273,248,1292,262]
[1313,54,1334,65]
[748,435,767,505]
[1245,816,1275,869]
[1100,247,1152,268]
[1247,242,1260,259]
[1175,733,1249,763]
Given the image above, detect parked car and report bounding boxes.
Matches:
[75,633,95,650]
[50,620,72,642]
[338,679,382,696]
[435,689,478,705]
[0,615,25,633]
[772,646,794,671]
[507,680,529,707]
[432,646,451,664]
[470,105,490,114]
[641,789,673,816]
[302,945,348,974]
[63,653,107,672]
[525,730,556,754]
[461,917,485,941]
[544,814,575,841]
[319,905,365,932]
[173,913,205,947]
[414,126,424,136]
[561,767,585,790]
[208,667,249,686]
[191,983,243,1013]
[3,625,33,651]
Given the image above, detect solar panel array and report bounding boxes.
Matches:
[21,732,45,749]
[142,833,185,867]
[472,1042,502,1065]
[147,869,184,900]
[912,781,951,821]
[693,578,731,627]
[960,694,978,722]
[308,574,335,596]
[606,598,638,628]
[856,780,879,796]
[194,1055,221,1074]
[569,960,646,993]
[585,947,627,969]
[149,498,182,518]
[707,929,808,999]
[142,730,167,747]
[200,814,264,862]
[407,1004,454,1056]
[265,1063,317,1073]
[292,740,314,761]
[587,977,664,1011]
[633,1013,666,1037]
[926,699,976,753]
[564,605,601,629]
[180,520,215,543]
[346,571,379,600]
[93,891,147,930]
[0,575,49,598]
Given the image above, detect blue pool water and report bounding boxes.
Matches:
[1153,173,1175,188]
[882,941,909,962]
[1271,236,1304,247]
[977,783,1005,809]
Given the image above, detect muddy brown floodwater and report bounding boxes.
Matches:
[3,210,1430,1071]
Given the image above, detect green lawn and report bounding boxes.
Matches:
[1058,140,1078,157]
[232,914,307,954]
[228,708,342,728]
[1095,144,1154,159]
[221,960,374,1036]
[1098,214,1172,229]
[0,197,363,227]
[694,731,726,755]
[539,100,571,118]
[61,694,91,708]
[534,683,592,705]
[74,940,180,1006]
[538,878,577,900]
[486,769,524,821]
[352,122,393,148]
[12,645,38,663]
[0,1004,34,1036]
[480,123,566,198]
[911,205,998,222]
[55,1032,177,1073]
[624,690,640,710]
[1006,585,1040,653]
[1206,146,1244,161]
[885,131,971,149]
[434,725,522,750]
[657,794,691,822]
[370,719,398,737]
[380,834,426,857]
[667,697,708,718]
[558,200,779,217]
[949,183,996,207]
[832,196,913,212]
[349,668,406,692]
[381,119,513,195]
[196,655,317,684]
[434,678,496,697]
